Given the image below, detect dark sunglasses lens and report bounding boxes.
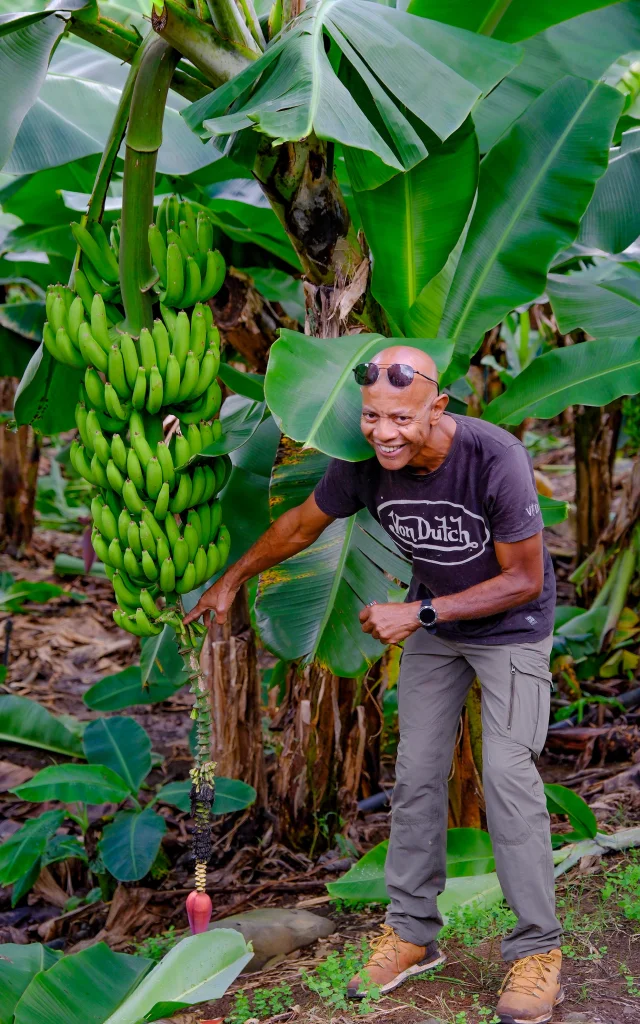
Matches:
[354,363,379,386]
[387,363,414,388]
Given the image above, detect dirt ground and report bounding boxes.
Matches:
[1,498,640,1022]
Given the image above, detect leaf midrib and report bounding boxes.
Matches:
[304,333,383,448]
[449,81,599,347]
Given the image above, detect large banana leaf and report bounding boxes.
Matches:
[221,413,281,564]
[99,808,167,881]
[102,930,252,1024]
[185,0,519,177]
[13,943,152,1024]
[255,444,411,676]
[264,329,453,461]
[5,72,217,177]
[474,2,640,151]
[547,268,640,337]
[0,10,66,171]
[438,76,622,385]
[483,338,640,424]
[350,118,478,331]
[0,695,83,756]
[0,943,61,1024]
[14,344,83,434]
[406,0,621,41]
[577,129,640,254]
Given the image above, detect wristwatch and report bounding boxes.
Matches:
[417,598,438,631]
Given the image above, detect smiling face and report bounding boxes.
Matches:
[359,346,448,470]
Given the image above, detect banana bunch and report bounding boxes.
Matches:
[70,219,123,311]
[148,196,225,309]
[43,289,118,370]
[72,401,231,635]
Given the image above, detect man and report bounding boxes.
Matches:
[185,345,563,1024]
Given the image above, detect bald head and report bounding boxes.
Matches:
[371,345,439,385]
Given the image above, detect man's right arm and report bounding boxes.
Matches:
[183,494,335,625]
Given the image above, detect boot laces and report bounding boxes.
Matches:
[366,925,402,972]
[499,954,556,997]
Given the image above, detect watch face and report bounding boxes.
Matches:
[419,603,437,626]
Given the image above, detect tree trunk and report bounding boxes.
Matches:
[269,661,382,850]
[448,680,485,829]
[574,400,622,582]
[201,585,267,809]
[0,378,40,556]
[209,268,299,372]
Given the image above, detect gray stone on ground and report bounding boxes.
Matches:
[208,907,334,971]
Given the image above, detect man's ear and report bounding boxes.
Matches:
[429,391,448,423]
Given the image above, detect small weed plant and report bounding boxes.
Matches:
[601,853,640,923]
[302,938,380,1014]
[132,926,180,962]
[440,900,516,947]
[227,982,294,1024]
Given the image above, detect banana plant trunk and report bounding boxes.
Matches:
[574,399,622,592]
[0,377,40,556]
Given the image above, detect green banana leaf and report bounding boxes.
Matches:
[439,76,622,385]
[202,394,267,457]
[578,128,640,254]
[446,828,495,877]
[0,301,45,343]
[0,695,83,756]
[5,71,219,177]
[544,783,597,839]
[474,2,640,151]
[13,942,153,1024]
[0,943,61,1024]
[156,776,257,814]
[547,269,640,338]
[139,624,190,689]
[0,811,64,886]
[220,414,282,565]
[12,763,132,805]
[83,666,186,711]
[0,10,66,172]
[350,118,478,331]
[99,808,167,882]
[185,0,518,176]
[82,716,152,795]
[101,930,252,1024]
[14,343,83,434]
[255,443,411,676]
[264,329,453,462]
[406,0,621,41]
[539,494,569,528]
[483,338,640,425]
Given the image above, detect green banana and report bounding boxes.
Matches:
[123,478,144,514]
[175,561,196,594]
[196,211,213,255]
[181,201,198,241]
[156,442,175,488]
[113,572,140,612]
[68,296,85,344]
[189,308,207,361]
[108,344,131,399]
[124,546,143,578]
[91,495,104,531]
[139,520,157,558]
[118,508,132,547]
[92,427,111,467]
[167,195,180,235]
[84,368,106,411]
[156,533,170,564]
[199,420,214,449]
[139,329,156,375]
[163,353,181,405]
[152,320,170,376]
[120,333,139,390]
[187,423,202,458]
[140,588,160,619]
[173,433,191,469]
[43,323,62,362]
[132,366,147,410]
[100,505,118,543]
[108,537,125,571]
[182,257,202,308]
[132,431,154,469]
[89,222,120,281]
[190,465,206,506]
[104,383,128,422]
[149,223,168,287]
[146,457,163,500]
[191,347,217,401]
[71,221,119,284]
[156,197,169,239]
[56,328,85,368]
[78,322,108,372]
[177,351,199,403]
[76,402,91,450]
[141,550,159,581]
[160,303,178,340]
[199,249,226,301]
[197,503,211,546]
[110,221,120,260]
[154,481,171,520]
[127,521,142,558]
[159,556,176,593]
[142,507,165,543]
[194,545,208,585]
[127,447,145,493]
[172,536,189,576]
[92,531,110,565]
[172,312,190,371]
[106,459,125,494]
[91,293,113,353]
[179,220,199,259]
[217,524,231,563]
[206,541,221,578]
[184,522,199,561]
[164,511,180,549]
[146,366,163,415]
[73,270,94,316]
[91,453,109,488]
[169,472,192,514]
[167,228,190,264]
[83,257,120,300]
[163,242,184,306]
[111,434,127,473]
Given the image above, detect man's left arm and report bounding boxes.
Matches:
[359,533,544,644]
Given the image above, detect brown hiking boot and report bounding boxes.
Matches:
[346,924,445,998]
[496,949,564,1023]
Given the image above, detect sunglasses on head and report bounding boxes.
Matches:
[352,362,439,392]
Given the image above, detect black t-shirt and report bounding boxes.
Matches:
[314,414,555,645]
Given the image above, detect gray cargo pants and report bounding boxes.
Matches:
[385,628,562,962]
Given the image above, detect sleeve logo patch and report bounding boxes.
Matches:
[525,503,540,516]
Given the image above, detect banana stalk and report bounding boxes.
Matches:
[151,0,256,87]
[120,38,180,336]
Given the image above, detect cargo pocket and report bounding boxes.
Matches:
[508,649,552,756]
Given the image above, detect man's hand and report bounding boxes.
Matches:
[183,572,239,627]
[359,601,421,644]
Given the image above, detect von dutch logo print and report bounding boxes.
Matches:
[377,499,490,566]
